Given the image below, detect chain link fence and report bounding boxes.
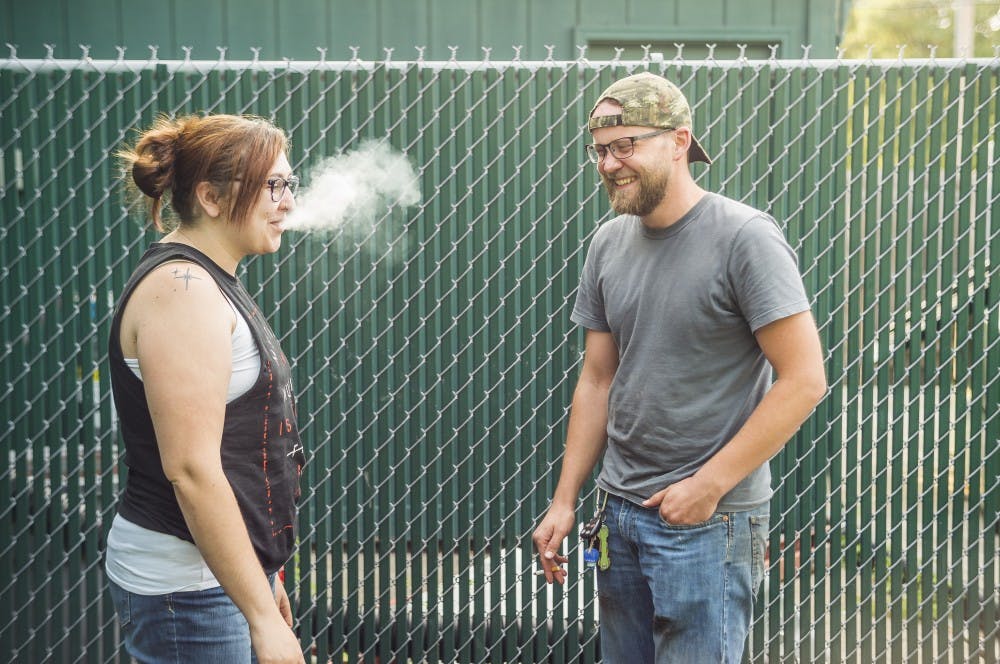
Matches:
[1,49,998,663]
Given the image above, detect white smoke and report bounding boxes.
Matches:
[285,140,421,234]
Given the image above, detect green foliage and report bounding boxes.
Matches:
[841,0,1000,58]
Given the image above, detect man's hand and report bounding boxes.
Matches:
[531,503,575,585]
[642,475,720,525]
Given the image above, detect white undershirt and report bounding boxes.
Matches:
[105,296,261,595]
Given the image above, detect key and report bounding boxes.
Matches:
[579,514,602,541]
[583,546,599,568]
[596,524,611,571]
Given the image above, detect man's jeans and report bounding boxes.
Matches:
[108,576,276,663]
[597,493,769,663]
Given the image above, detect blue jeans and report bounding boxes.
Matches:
[107,577,274,663]
[597,494,769,664]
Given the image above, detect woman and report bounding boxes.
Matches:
[106,114,306,664]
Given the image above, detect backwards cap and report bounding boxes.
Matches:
[588,72,711,164]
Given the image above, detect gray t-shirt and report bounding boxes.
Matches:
[571,193,811,510]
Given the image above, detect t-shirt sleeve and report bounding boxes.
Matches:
[728,215,811,332]
[571,234,611,332]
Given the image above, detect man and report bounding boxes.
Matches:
[531,72,827,663]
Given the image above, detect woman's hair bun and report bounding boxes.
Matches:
[131,157,166,198]
[128,120,182,199]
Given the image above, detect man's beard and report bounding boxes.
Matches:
[603,166,670,217]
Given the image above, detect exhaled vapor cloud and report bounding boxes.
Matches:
[285,140,421,235]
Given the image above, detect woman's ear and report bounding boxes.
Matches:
[194,181,223,219]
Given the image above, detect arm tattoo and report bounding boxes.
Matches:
[172,267,202,290]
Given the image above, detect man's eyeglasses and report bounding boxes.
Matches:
[265,176,299,202]
[585,128,674,164]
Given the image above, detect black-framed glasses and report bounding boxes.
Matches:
[585,128,674,164]
[265,176,299,202]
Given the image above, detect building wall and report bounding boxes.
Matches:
[3,0,851,62]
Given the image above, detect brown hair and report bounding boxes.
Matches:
[119,114,288,231]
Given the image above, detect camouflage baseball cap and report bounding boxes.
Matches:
[589,72,711,164]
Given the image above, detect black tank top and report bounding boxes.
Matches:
[108,243,305,574]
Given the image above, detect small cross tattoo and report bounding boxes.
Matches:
[172,267,202,290]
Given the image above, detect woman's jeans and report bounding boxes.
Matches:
[597,493,769,664]
[107,576,273,664]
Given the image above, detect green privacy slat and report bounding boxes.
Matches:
[889,63,914,664]
[905,62,931,661]
[842,63,868,662]
[736,64,757,205]
[982,65,1000,661]
[785,61,807,664]
[972,63,999,657]
[859,62,884,664]
[810,64,836,662]
[62,66,87,662]
[875,64,899,664]
[0,63,20,662]
[949,62,977,664]
[83,68,111,656]
[920,64,944,662]
[759,60,787,664]
[34,64,65,661]
[937,66,962,663]
[745,61,768,663]
[825,63,851,664]
[3,65,34,663]
[961,60,985,658]
[2,57,999,664]
[798,62,819,664]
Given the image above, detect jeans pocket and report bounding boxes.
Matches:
[656,511,725,530]
[748,514,770,596]
[108,583,132,629]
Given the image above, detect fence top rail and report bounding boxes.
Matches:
[2,50,999,74]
